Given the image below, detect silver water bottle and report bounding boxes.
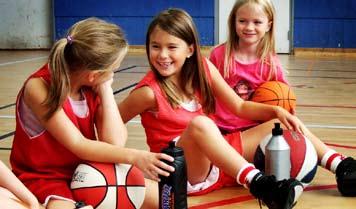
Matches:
[265,123,291,181]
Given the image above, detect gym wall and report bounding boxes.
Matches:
[1,0,356,50]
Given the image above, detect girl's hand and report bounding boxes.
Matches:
[133,151,175,182]
[92,71,114,96]
[24,190,42,209]
[274,106,307,134]
[290,107,296,115]
[28,197,42,209]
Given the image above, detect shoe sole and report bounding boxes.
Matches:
[282,184,303,209]
[338,178,356,197]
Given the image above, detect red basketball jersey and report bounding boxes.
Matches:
[136,71,204,153]
[10,64,99,188]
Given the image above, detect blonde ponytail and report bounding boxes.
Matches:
[43,17,128,120]
[44,39,71,120]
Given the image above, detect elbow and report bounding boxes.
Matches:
[232,102,244,116]
[232,101,248,118]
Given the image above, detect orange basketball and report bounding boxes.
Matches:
[251,81,296,113]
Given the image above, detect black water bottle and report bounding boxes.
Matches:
[159,141,187,209]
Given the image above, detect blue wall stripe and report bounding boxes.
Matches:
[54,0,214,46]
[294,0,356,48]
[54,0,213,16]
[54,0,356,48]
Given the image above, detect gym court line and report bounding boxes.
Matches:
[1,118,356,142]
[0,107,354,206]
[0,56,47,67]
[189,184,338,209]
[0,65,139,110]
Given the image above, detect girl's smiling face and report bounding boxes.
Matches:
[235,2,272,47]
[148,26,193,82]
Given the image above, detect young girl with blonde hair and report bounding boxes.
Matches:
[210,0,290,133]
[210,0,356,197]
[10,17,174,209]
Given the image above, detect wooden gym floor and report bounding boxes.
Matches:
[0,49,356,208]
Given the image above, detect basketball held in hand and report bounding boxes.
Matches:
[251,81,296,113]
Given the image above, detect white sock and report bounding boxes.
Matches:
[320,150,346,173]
[236,163,260,188]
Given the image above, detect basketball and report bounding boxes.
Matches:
[251,81,296,113]
[254,130,318,187]
[70,162,146,209]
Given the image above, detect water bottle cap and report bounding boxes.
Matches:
[162,141,184,157]
[272,123,283,136]
[169,141,175,148]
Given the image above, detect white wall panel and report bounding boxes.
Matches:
[0,0,52,49]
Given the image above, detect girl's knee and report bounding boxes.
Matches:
[188,116,216,132]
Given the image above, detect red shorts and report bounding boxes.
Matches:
[188,131,243,196]
[25,178,74,204]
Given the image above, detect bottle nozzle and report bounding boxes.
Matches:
[272,123,283,136]
[169,141,176,148]
[274,123,280,129]
[162,141,184,157]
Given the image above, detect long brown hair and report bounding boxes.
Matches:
[145,8,215,114]
[224,0,277,79]
[45,17,128,120]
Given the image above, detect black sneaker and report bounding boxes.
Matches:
[336,157,356,196]
[249,173,303,209]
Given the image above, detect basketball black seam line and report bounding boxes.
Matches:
[114,163,119,209]
[126,165,138,208]
[257,84,296,108]
[287,86,295,108]
[276,82,285,107]
[255,87,280,104]
[124,166,145,186]
[78,163,108,207]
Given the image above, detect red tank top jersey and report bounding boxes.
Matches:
[137,62,243,195]
[10,64,99,184]
[136,71,205,153]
